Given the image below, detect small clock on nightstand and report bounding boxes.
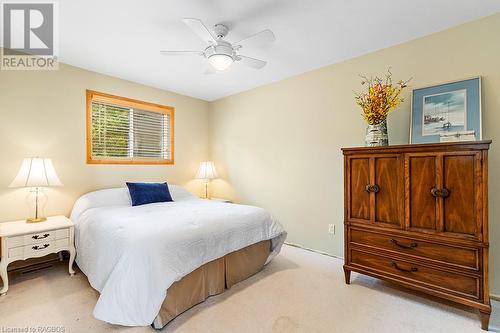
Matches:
[0,216,76,296]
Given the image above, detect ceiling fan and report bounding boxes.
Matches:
[160,18,275,72]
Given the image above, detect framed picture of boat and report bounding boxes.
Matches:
[410,77,481,143]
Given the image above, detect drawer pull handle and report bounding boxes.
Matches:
[365,184,380,193]
[32,244,50,250]
[431,187,450,198]
[391,239,418,249]
[391,262,418,273]
[32,233,50,240]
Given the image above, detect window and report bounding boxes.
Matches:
[86,90,174,164]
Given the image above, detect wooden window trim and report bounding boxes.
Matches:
[86,90,175,165]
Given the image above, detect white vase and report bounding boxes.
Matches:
[365,120,388,147]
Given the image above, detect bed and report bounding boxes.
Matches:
[70,185,287,328]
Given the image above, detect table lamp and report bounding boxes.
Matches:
[196,161,217,199]
[9,158,63,223]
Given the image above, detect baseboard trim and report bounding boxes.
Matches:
[284,242,344,260]
[491,294,500,302]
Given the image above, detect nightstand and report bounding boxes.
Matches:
[0,215,76,296]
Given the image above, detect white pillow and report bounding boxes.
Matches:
[70,184,196,221]
[169,185,197,201]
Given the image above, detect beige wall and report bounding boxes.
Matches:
[1,14,499,294]
[0,63,209,221]
[209,13,500,294]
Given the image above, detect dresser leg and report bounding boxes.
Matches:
[68,247,76,277]
[343,267,351,285]
[480,310,490,331]
[0,259,8,296]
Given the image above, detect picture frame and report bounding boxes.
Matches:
[409,77,482,144]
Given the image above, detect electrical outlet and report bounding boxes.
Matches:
[328,224,335,234]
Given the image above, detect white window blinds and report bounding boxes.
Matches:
[88,93,173,164]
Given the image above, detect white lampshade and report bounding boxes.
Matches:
[208,54,233,71]
[10,158,63,188]
[196,161,217,180]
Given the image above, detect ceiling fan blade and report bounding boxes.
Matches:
[160,50,203,56]
[182,18,217,44]
[237,55,267,69]
[235,29,275,46]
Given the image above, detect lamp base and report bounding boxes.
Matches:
[26,217,47,223]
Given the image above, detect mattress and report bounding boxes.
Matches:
[70,186,286,326]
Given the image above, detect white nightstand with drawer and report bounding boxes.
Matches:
[0,215,76,296]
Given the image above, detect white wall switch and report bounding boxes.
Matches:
[328,224,335,234]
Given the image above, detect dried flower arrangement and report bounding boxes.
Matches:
[354,69,411,125]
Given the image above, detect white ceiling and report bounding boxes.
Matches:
[57,0,500,101]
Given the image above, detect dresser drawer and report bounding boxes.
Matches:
[7,228,70,248]
[54,228,70,239]
[350,229,479,271]
[350,249,480,300]
[8,238,70,259]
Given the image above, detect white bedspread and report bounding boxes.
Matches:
[72,193,286,326]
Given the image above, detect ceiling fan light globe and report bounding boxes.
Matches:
[208,54,233,71]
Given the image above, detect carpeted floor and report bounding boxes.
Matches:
[0,245,497,333]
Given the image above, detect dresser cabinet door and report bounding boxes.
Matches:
[406,154,440,232]
[405,152,482,239]
[442,153,482,239]
[347,157,371,222]
[374,156,403,228]
[347,155,403,228]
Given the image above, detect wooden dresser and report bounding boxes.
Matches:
[342,141,491,330]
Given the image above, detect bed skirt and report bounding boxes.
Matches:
[152,240,271,329]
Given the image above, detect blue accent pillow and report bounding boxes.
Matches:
[126,182,173,206]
